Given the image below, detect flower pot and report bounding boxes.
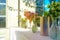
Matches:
[49,17,60,40]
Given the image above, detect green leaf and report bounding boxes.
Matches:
[32,24,38,33]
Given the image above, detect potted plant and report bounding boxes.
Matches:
[32,17,38,33]
[20,18,27,28]
[44,1,60,40]
[24,10,38,33]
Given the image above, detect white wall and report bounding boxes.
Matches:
[6,0,18,28]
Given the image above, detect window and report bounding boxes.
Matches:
[0,0,6,28]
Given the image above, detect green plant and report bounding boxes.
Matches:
[44,1,60,39]
[20,18,27,28]
[44,1,60,19]
[32,18,39,33]
[32,24,38,33]
[35,18,40,26]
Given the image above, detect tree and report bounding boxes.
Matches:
[44,1,60,19]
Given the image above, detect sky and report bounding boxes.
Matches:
[44,0,50,5]
[44,0,59,11]
[44,0,50,11]
[0,0,6,3]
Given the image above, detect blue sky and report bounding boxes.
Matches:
[0,0,6,3]
[44,0,50,5]
[44,0,59,11]
[44,0,50,11]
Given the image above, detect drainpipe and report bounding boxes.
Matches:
[18,0,20,27]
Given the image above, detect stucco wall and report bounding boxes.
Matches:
[6,0,18,28]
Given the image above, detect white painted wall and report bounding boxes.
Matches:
[6,0,18,28]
